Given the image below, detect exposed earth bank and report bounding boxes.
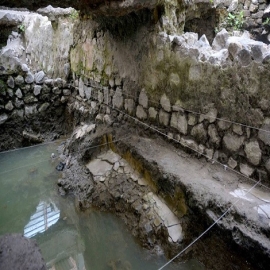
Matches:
[56,123,270,270]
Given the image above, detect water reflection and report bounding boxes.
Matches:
[24,201,60,238]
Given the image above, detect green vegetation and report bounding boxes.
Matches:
[18,24,25,33]
[69,9,79,20]
[263,17,270,25]
[226,11,244,30]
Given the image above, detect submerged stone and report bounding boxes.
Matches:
[56,162,65,171]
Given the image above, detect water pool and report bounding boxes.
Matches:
[0,142,204,270]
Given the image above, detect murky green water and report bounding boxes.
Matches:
[0,142,204,270]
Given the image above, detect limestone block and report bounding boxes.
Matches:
[205,148,214,160]
[112,88,123,109]
[218,119,232,130]
[64,63,70,78]
[124,99,135,115]
[0,114,8,125]
[223,133,245,152]
[14,98,24,108]
[167,132,174,140]
[98,91,104,103]
[228,157,238,169]
[60,96,68,103]
[258,98,270,111]
[24,95,38,104]
[104,115,113,125]
[180,138,199,152]
[5,101,14,111]
[258,118,270,146]
[52,87,62,95]
[109,78,115,88]
[195,34,211,49]
[115,77,122,86]
[15,88,23,98]
[232,124,243,135]
[136,105,147,120]
[53,78,64,88]
[265,159,270,173]
[91,101,97,109]
[7,76,14,88]
[208,124,221,146]
[21,64,29,72]
[78,77,85,98]
[251,45,263,62]
[103,87,109,104]
[7,88,13,97]
[14,109,24,118]
[149,107,157,120]
[263,53,270,64]
[14,75,24,86]
[209,49,229,65]
[240,163,254,177]
[198,144,205,155]
[212,29,229,51]
[228,0,239,11]
[249,3,258,12]
[199,108,218,123]
[44,79,53,86]
[85,87,91,100]
[182,32,198,46]
[160,94,171,112]
[244,0,251,9]
[42,85,51,94]
[95,114,104,123]
[139,89,148,109]
[63,89,71,96]
[188,114,197,126]
[159,109,170,126]
[243,10,251,17]
[25,105,37,117]
[172,100,183,112]
[237,49,252,66]
[170,112,188,135]
[38,102,50,113]
[228,41,242,59]
[244,141,262,165]
[191,123,207,143]
[34,71,45,84]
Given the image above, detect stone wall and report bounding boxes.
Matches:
[1,4,270,182]
[0,64,72,149]
[0,8,75,78]
[71,69,270,184]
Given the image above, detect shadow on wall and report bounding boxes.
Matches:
[184,7,217,44]
[95,6,163,39]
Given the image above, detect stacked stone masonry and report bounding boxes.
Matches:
[74,75,270,184]
[0,64,71,126]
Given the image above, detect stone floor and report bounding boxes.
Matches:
[86,149,183,243]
